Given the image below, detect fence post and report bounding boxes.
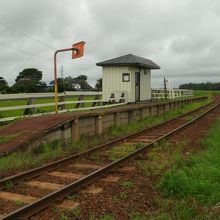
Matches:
[92,95,100,107]
[24,98,35,115]
[114,112,120,126]
[72,118,79,140]
[128,111,134,123]
[140,108,144,119]
[59,95,65,110]
[75,95,84,108]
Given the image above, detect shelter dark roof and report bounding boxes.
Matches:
[96,54,160,69]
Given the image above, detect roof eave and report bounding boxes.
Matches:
[96,63,160,69]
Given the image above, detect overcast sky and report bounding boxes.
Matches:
[0,0,219,88]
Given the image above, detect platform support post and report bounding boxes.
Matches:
[72,118,79,140]
[114,112,120,126]
[95,115,102,135]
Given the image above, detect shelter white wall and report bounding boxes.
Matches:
[140,69,151,101]
[130,67,151,102]
[102,66,152,102]
[102,66,133,102]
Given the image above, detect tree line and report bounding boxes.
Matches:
[0,68,102,94]
[179,82,220,91]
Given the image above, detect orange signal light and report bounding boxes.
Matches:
[72,41,85,59]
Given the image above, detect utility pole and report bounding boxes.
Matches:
[164,77,168,101]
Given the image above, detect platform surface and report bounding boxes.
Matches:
[0,101,153,155]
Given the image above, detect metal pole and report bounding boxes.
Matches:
[54,51,58,113]
[54,48,79,113]
[164,77,168,101]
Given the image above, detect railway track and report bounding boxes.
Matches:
[0,100,219,220]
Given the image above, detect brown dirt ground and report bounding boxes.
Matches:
[0,101,158,155]
[27,103,220,219]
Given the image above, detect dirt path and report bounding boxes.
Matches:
[0,102,155,155]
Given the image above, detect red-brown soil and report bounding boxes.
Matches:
[28,103,220,219]
[0,101,155,155]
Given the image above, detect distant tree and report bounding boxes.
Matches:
[50,74,93,92]
[73,75,87,81]
[12,68,46,93]
[0,76,9,93]
[95,78,102,91]
[11,79,47,93]
[15,68,42,82]
[179,82,220,91]
[72,75,93,90]
[50,78,65,92]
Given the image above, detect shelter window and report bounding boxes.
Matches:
[122,73,130,82]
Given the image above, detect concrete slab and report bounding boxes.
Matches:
[0,191,37,203]
[102,175,120,182]
[25,180,64,191]
[48,171,85,180]
[57,200,80,210]
[69,163,103,170]
[119,166,136,172]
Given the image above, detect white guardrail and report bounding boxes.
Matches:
[151,89,194,100]
[0,89,193,122]
[0,91,128,122]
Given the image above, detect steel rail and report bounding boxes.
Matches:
[1,102,219,220]
[0,100,216,190]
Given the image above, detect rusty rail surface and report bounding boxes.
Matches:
[0,100,219,220]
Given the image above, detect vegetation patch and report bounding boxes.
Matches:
[0,99,211,178]
[106,144,138,161]
[160,119,220,205]
[0,133,24,145]
[109,99,211,138]
[158,117,220,219]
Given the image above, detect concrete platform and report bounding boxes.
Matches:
[0,97,205,156]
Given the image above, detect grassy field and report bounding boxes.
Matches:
[194,90,220,97]
[0,98,212,178]
[0,96,96,118]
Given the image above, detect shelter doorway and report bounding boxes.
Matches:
[135,72,140,102]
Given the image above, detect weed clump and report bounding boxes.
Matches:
[159,118,220,207]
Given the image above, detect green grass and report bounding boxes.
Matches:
[0,139,64,177]
[15,199,24,206]
[0,96,97,118]
[106,144,138,161]
[160,118,220,206]
[157,117,220,219]
[194,90,220,97]
[120,180,134,189]
[109,99,211,138]
[98,215,114,220]
[113,192,128,201]
[0,135,99,177]
[0,135,18,145]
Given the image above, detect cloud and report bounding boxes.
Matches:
[0,0,220,88]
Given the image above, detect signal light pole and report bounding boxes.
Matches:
[53,41,85,113]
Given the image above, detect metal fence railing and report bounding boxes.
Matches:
[151,89,194,100]
[0,91,128,122]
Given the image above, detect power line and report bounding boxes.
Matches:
[0,21,97,64]
[0,41,52,60]
[0,21,56,50]
[0,42,94,66]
